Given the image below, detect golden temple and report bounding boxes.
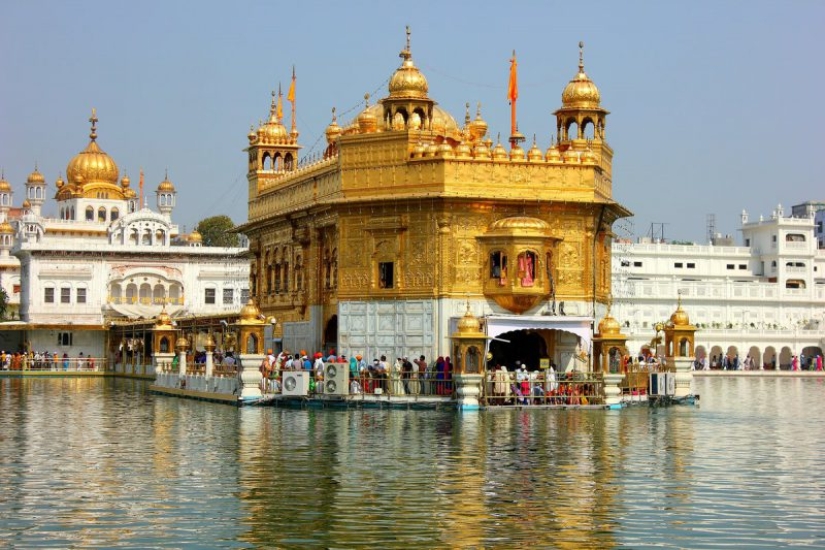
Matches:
[238,29,631,369]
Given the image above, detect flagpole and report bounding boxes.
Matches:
[289,65,296,136]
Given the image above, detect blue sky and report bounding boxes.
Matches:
[1,0,822,243]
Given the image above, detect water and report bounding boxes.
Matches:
[1,376,824,549]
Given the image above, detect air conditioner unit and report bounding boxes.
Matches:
[282,370,309,397]
[324,363,349,396]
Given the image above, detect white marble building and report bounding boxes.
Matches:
[611,203,825,368]
[0,110,249,359]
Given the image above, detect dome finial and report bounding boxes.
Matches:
[406,25,411,52]
[578,41,585,72]
[269,90,277,118]
[464,102,471,126]
[331,106,337,123]
[89,108,98,141]
[364,93,370,107]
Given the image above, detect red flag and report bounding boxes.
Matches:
[508,51,518,102]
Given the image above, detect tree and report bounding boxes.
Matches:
[195,215,240,247]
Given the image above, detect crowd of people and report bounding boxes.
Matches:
[258,350,455,396]
[0,350,96,371]
[485,362,601,406]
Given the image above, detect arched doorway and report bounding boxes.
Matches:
[323,315,338,356]
[488,329,548,371]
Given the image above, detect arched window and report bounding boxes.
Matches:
[490,251,507,284]
[142,230,152,245]
[85,206,94,221]
[110,207,119,221]
[125,283,138,304]
[130,229,139,245]
[153,284,166,305]
[155,229,165,245]
[517,251,536,287]
[139,283,152,305]
[98,207,106,222]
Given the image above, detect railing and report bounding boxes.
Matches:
[483,372,604,406]
[2,357,105,372]
[259,369,454,397]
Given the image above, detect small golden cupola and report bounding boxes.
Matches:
[381,26,435,133]
[561,43,601,109]
[469,103,488,143]
[61,109,122,201]
[27,167,45,185]
[0,171,11,193]
[257,90,289,144]
[554,42,609,145]
[664,295,698,358]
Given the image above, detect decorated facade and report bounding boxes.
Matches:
[239,30,631,371]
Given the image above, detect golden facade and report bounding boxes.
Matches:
[238,30,630,364]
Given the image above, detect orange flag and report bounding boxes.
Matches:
[508,51,518,103]
[287,66,296,103]
[276,86,283,120]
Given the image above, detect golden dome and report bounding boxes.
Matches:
[431,106,459,137]
[325,107,342,143]
[22,198,31,209]
[527,136,544,162]
[27,167,45,184]
[561,42,601,109]
[455,141,472,158]
[155,307,172,328]
[257,92,288,143]
[473,140,490,159]
[388,28,429,100]
[0,174,11,192]
[189,230,202,243]
[425,142,439,157]
[175,335,189,351]
[670,304,691,326]
[120,175,131,188]
[204,333,216,352]
[357,94,379,133]
[437,142,454,158]
[456,306,482,334]
[598,314,622,336]
[492,139,508,160]
[412,141,427,157]
[546,142,561,162]
[562,147,580,163]
[247,125,257,143]
[55,174,65,188]
[239,299,263,323]
[0,221,14,235]
[582,147,597,164]
[66,110,120,187]
[490,216,551,231]
[157,172,175,192]
[469,103,488,142]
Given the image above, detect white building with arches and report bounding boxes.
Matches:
[0,110,249,358]
[611,203,825,369]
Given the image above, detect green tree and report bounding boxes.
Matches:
[195,215,240,247]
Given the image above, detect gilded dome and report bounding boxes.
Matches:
[120,175,131,188]
[155,307,172,327]
[431,106,459,136]
[189,230,202,243]
[473,140,490,159]
[175,335,189,351]
[204,333,216,351]
[357,94,379,133]
[492,140,508,160]
[489,216,551,231]
[670,304,690,326]
[456,307,482,334]
[469,103,488,142]
[0,221,14,235]
[22,198,31,209]
[546,143,561,162]
[455,141,472,158]
[239,299,263,323]
[0,174,11,192]
[561,42,601,109]
[527,137,544,162]
[27,167,45,184]
[325,107,342,143]
[598,314,621,336]
[257,92,288,143]
[157,173,175,192]
[66,110,120,187]
[437,141,454,158]
[388,29,429,100]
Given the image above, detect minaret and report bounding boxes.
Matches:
[0,170,13,222]
[554,41,609,146]
[25,164,46,217]
[156,170,176,220]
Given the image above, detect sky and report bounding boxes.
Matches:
[1,0,823,244]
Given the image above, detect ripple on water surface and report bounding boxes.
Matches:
[1,376,824,548]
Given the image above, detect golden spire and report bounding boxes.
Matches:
[89,108,98,141]
[579,40,585,72]
[288,65,297,135]
[276,85,284,122]
[388,25,429,99]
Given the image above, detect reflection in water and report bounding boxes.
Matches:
[1,377,824,548]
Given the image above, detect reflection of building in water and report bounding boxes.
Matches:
[1,111,249,358]
[239,30,630,370]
